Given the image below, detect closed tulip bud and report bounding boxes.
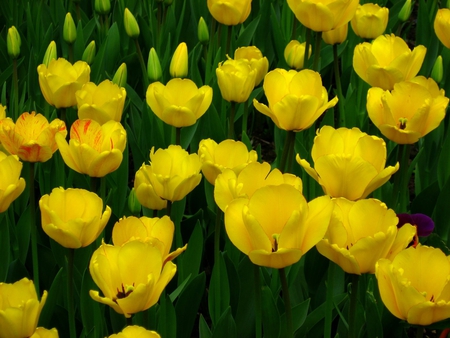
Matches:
[198,17,209,45]
[127,188,141,214]
[207,0,252,26]
[431,55,443,84]
[63,12,77,44]
[216,59,257,103]
[113,63,128,87]
[322,23,348,45]
[170,42,188,78]
[95,0,111,15]
[108,326,161,338]
[7,26,21,59]
[43,41,57,67]
[147,48,162,82]
[351,3,389,39]
[398,0,412,22]
[434,9,450,49]
[124,8,140,39]
[284,40,311,70]
[82,41,96,65]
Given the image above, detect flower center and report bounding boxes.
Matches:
[272,234,280,252]
[398,117,408,130]
[116,283,135,300]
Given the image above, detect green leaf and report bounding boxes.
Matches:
[80,267,106,338]
[365,291,383,338]
[261,286,281,338]
[212,307,237,338]
[157,294,177,338]
[39,267,64,328]
[208,254,230,327]
[16,205,31,264]
[0,213,11,281]
[236,15,261,47]
[178,221,204,281]
[199,314,212,338]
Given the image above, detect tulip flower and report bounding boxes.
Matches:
[287,0,359,32]
[124,8,140,39]
[170,42,188,78]
[316,198,416,275]
[284,40,311,70]
[39,187,111,249]
[198,138,258,185]
[216,59,257,103]
[81,41,96,65]
[7,26,21,59]
[0,112,66,162]
[55,119,127,177]
[296,126,399,200]
[113,63,127,87]
[134,168,168,211]
[434,8,450,49]
[146,78,213,128]
[147,48,162,83]
[89,240,176,317]
[351,3,389,39]
[0,151,26,213]
[63,13,76,44]
[198,17,209,44]
[0,278,48,338]
[108,325,160,338]
[322,24,348,45]
[253,69,338,131]
[353,34,426,90]
[376,245,450,325]
[207,0,252,26]
[37,58,90,108]
[234,46,269,86]
[225,184,333,269]
[30,327,59,338]
[214,161,302,212]
[76,80,127,125]
[136,145,202,202]
[366,76,449,144]
[398,0,412,22]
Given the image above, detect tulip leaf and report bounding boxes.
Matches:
[261,286,281,338]
[39,267,64,328]
[157,294,177,338]
[280,298,310,337]
[0,213,10,281]
[365,291,383,338]
[178,221,204,281]
[235,256,257,337]
[236,15,261,47]
[15,204,30,264]
[199,314,212,338]
[437,129,450,189]
[433,177,450,243]
[212,306,237,338]
[80,267,106,338]
[208,254,230,328]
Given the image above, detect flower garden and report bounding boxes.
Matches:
[1,0,450,337]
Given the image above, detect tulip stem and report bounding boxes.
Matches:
[228,101,236,139]
[29,161,40,296]
[333,44,345,127]
[242,100,249,138]
[279,268,293,338]
[66,248,77,338]
[214,206,222,266]
[226,25,232,57]
[134,39,149,94]
[392,144,411,212]
[68,43,74,64]
[312,32,322,72]
[324,261,335,338]
[279,130,296,173]
[254,264,262,338]
[175,127,181,146]
[348,274,360,338]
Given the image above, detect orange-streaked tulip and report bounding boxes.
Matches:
[146,78,213,128]
[234,46,269,86]
[376,245,450,325]
[322,24,348,45]
[367,76,449,144]
[351,3,389,39]
[434,8,450,49]
[89,240,176,318]
[55,119,127,177]
[37,58,90,108]
[296,126,399,200]
[0,278,47,338]
[198,138,257,185]
[30,327,59,338]
[284,40,311,70]
[225,184,333,269]
[108,325,160,338]
[353,34,426,90]
[76,80,127,125]
[287,0,359,32]
[216,59,257,103]
[253,69,338,131]
[214,161,302,212]
[0,112,66,162]
[207,0,252,26]
[0,151,26,213]
[316,198,416,275]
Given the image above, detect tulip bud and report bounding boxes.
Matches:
[112,63,128,87]
[124,8,140,39]
[95,0,111,15]
[398,0,412,22]
[43,41,57,66]
[170,42,188,78]
[82,41,96,65]
[7,26,21,59]
[147,48,163,82]
[63,12,77,44]
[127,188,141,214]
[431,56,443,84]
[198,17,209,45]
[164,0,173,5]
[284,40,311,70]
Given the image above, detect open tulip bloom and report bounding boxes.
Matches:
[0,151,26,213]
[207,0,252,26]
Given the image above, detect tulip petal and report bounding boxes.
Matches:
[249,248,303,269]
[224,198,254,255]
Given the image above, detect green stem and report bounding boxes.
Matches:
[391,144,411,212]
[242,100,249,138]
[348,274,360,338]
[60,108,67,130]
[279,268,293,338]
[175,127,181,146]
[214,206,222,266]
[254,264,262,338]
[226,25,232,56]
[66,248,76,338]
[126,315,133,326]
[134,39,149,94]
[278,130,296,173]
[12,58,19,121]
[324,261,335,338]
[166,200,172,219]
[29,162,40,295]
[228,102,236,139]
[68,44,74,64]
[333,44,345,127]
[312,32,322,72]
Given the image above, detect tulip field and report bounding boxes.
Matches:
[2,0,450,337]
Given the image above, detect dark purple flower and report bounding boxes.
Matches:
[397,213,435,237]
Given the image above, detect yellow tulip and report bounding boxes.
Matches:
[89,240,176,317]
[287,0,359,32]
[76,80,127,125]
[207,0,252,26]
[37,58,90,108]
[434,8,450,49]
[112,215,187,262]
[284,40,311,70]
[225,184,333,269]
[296,126,399,200]
[198,138,257,185]
[376,245,450,325]
[351,3,389,39]
[170,42,188,78]
[0,112,66,162]
[316,198,416,275]
[39,187,111,248]
[146,78,213,128]
[108,325,160,338]
[137,145,202,202]
[234,46,269,86]
[30,327,59,338]
[55,119,127,177]
[216,59,257,103]
[0,278,47,338]
[214,161,302,212]
[367,76,449,144]
[253,69,338,131]
[0,151,26,213]
[353,34,426,90]
[322,23,348,45]
[134,167,168,211]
